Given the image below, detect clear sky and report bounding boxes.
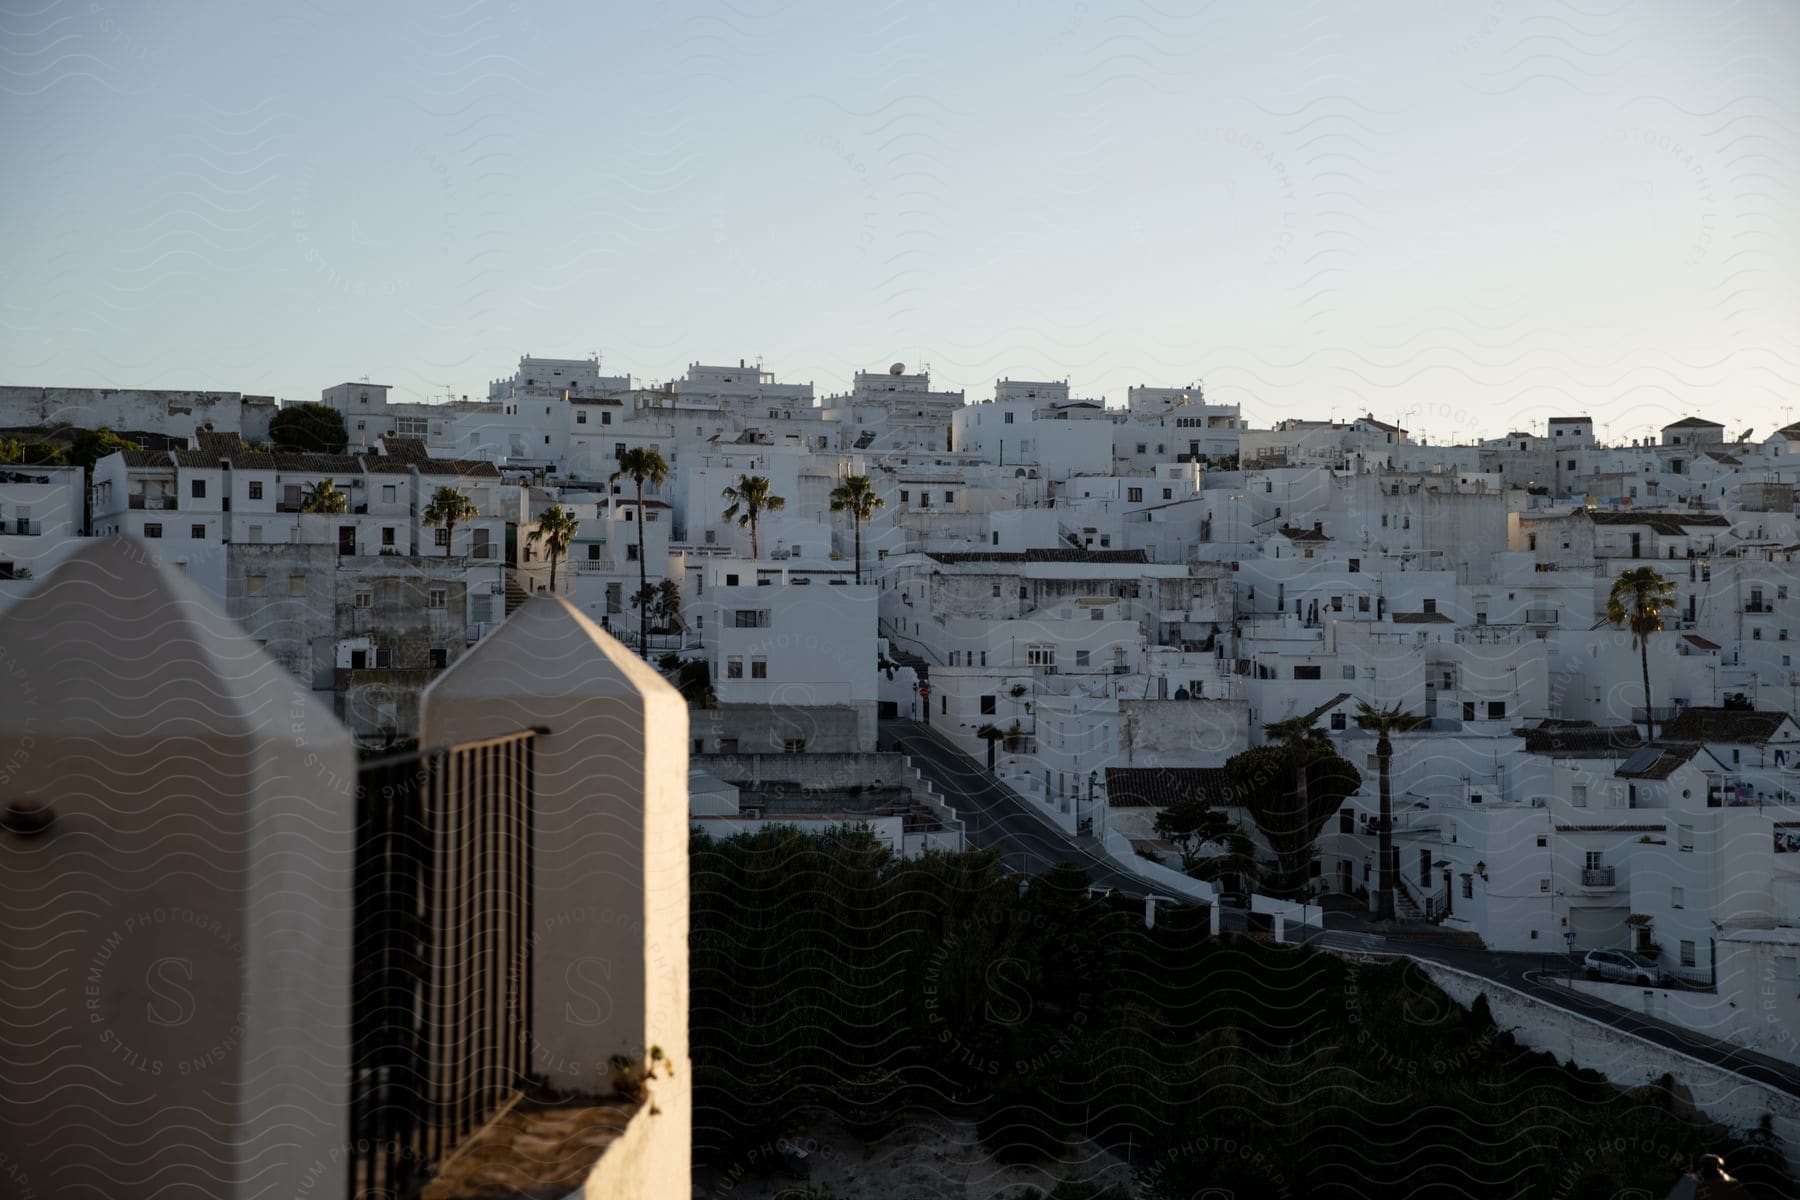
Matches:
[2,0,1795,444]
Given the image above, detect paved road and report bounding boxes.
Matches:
[880,719,1160,898]
[883,717,1800,1098]
[1313,931,1800,1100]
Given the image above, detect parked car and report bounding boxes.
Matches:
[1583,948,1663,985]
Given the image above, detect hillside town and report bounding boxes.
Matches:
[4,357,1798,1062]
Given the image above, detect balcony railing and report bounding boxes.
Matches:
[1745,601,1774,614]
[1525,608,1559,624]
[1581,866,1616,888]
[128,495,177,511]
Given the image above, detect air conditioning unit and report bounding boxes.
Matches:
[740,806,764,820]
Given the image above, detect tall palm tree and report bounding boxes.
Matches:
[299,479,348,514]
[421,485,478,557]
[1355,701,1430,921]
[1608,566,1679,739]
[526,504,580,593]
[612,448,670,651]
[721,474,785,560]
[829,474,884,585]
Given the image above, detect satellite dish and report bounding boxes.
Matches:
[889,362,905,376]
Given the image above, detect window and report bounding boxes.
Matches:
[435,528,449,546]
[247,574,267,596]
[289,575,305,595]
[1330,711,1347,730]
[1293,665,1322,680]
[1680,940,1696,968]
[576,410,587,424]
[1342,665,1356,679]
[248,524,263,542]
[1162,488,1172,500]
[1584,851,1603,870]
[190,524,205,539]
[428,588,447,609]
[354,590,372,608]
[627,544,639,562]
[725,574,739,587]
[382,527,396,547]
[1462,875,1473,899]
[602,411,611,425]
[1539,878,1550,893]
[587,544,601,561]
[1571,784,1587,807]
[899,490,909,504]
[980,695,996,715]
[1004,412,1014,424]
[1339,809,1354,833]
[1487,701,1506,719]
[1536,835,1548,847]
[1075,650,1090,667]
[1671,886,1684,909]
[191,479,205,498]
[248,481,263,500]
[992,583,1001,597]
[1463,702,1476,722]
[1677,824,1694,851]
[1127,487,1143,502]
[1348,558,1360,573]
[726,657,743,679]
[750,657,767,679]
[1423,598,1437,613]
[1091,608,1104,622]
[733,609,769,628]
[784,738,806,753]
[1358,596,1370,613]
[1027,644,1056,667]
[1136,443,1147,454]
[382,485,396,503]
[944,491,954,504]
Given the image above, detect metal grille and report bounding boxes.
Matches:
[349,730,537,1200]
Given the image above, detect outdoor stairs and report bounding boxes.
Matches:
[1394,890,1425,922]
[504,571,529,616]
[886,645,930,679]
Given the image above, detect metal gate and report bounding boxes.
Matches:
[349,729,538,1199]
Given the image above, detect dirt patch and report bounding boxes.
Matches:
[696,1112,1137,1200]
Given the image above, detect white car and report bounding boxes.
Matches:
[1583,948,1662,985]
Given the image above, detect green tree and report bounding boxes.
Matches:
[1228,717,1361,897]
[720,473,785,560]
[421,485,478,557]
[611,448,670,650]
[0,437,71,466]
[1153,794,1232,874]
[299,479,348,514]
[828,474,884,585]
[1607,566,1679,739]
[67,429,138,469]
[1355,702,1431,921]
[269,402,348,453]
[526,503,580,593]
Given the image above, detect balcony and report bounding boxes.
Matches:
[1525,608,1559,624]
[1580,866,1617,889]
[1745,601,1774,614]
[128,494,177,511]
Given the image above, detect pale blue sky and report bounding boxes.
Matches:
[2,0,1795,442]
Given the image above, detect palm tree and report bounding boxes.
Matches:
[1608,566,1679,739]
[721,474,785,560]
[829,474,884,585]
[421,485,478,557]
[299,479,348,514]
[612,448,670,650]
[526,504,580,593]
[1355,702,1430,921]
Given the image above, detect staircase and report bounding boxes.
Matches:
[1393,889,1425,922]
[886,645,930,679]
[504,571,529,616]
